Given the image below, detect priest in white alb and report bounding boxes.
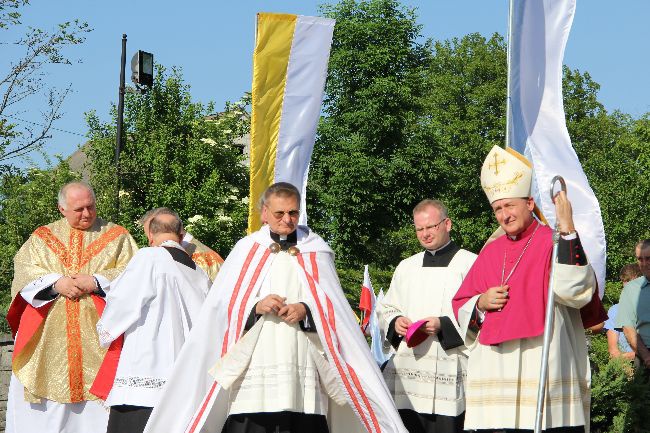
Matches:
[91,210,210,433]
[143,182,408,433]
[451,146,605,433]
[5,182,138,433]
[378,199,476,433]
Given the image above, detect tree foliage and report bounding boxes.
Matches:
[419,33,508,254]
[589,340,650,433]
[311,0,650,282]
[85,66,250,253]
[310,0,432,268]
[0,0,91,164]
[563,67,650,275]
[310,1,510,268]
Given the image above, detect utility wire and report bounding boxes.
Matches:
[0,114,87,138]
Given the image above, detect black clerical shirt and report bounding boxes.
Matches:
[270,230,298,250]
[422,241,461,267]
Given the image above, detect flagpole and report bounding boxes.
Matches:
[505,0,514,149]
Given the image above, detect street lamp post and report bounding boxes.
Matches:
[114,36,154,221]
[114,34,127,221]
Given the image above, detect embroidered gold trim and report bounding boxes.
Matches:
[33,227,70,267]
[79,226,128,269]
[65,298,84,402]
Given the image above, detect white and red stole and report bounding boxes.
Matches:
[143,225,407,433]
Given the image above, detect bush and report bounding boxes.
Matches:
[590,331,650,433]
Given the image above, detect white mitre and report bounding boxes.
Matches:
[480,145,532,203]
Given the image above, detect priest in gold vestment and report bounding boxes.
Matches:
[182,231,224,282]
[5,182,138,433]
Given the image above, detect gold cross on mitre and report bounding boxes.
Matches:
[489,153,506,175]
[480,145,534,205]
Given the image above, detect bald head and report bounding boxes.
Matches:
[140,207,182,238]
[58,182,95,210]
[148,212,183,246]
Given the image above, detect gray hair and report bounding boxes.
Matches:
[149,211,183,237]
[412,199,449,219]
[138,207,180,227]
[258,182,301,210]
[58,182,96,210]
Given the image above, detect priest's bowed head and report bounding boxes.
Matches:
[393,200,454,338]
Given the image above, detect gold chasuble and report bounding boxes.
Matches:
[184,236,224,282]
[10,217,138,404]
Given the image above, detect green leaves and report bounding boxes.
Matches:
[310,6,506,268]
[310,0,431,267]
[564,69,650,277]
[85,66,250,254]
[312,1,649,285]
[589,342,650,433]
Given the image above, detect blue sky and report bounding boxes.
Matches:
[3,0,649,167]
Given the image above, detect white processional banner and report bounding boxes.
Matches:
[248,14,335,232]
[507,0,606,295]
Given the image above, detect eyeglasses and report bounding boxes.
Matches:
[415,218,448,231]
[271,209,300,219]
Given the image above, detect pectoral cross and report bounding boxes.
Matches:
[489,153,506,175]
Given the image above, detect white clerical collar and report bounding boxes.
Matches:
[426,240,451,256]
[160,240,184,250]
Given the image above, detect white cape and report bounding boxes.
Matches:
[143,226,407,433]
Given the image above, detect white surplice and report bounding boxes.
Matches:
[378,249,476,417]
[96,242,210,408]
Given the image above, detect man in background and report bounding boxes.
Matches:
[617,239,650,369]
[604,264,641,360]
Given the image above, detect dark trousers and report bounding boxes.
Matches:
[475,427,585,433]
[398,409,464,433]
[107,405,153,433]
[222,411,329,433]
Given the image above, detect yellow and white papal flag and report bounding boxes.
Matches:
[248,13,335,233]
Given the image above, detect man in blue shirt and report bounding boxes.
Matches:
[616,240,650,368]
